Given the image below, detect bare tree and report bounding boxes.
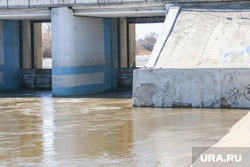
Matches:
[143,32,157,51]
[136,32,158,55]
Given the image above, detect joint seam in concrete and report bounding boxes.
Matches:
[146,5,181,68]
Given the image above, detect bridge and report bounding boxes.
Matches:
[0,0,169,20]
[0,0,249,107]
[0,0,169,95]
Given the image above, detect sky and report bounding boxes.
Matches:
[42,22,163,40]
[135,23,163,40]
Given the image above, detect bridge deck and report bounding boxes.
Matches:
[0,0,245,9]
[0,0,247,20]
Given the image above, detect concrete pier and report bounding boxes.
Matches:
[0,21,20,91]
[20,21,43,69]
[51,8,118,95]
[21,21,32,69]
[33,23,43,69]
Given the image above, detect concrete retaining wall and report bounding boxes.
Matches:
[133,68,250,108]
[0,21,20,91]
[52,8,118,96]
[21,69,51,90]
[119,68,133,89]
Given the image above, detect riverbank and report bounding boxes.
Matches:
[192,111,250,166]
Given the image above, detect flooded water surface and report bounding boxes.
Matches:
[0,91,248,167]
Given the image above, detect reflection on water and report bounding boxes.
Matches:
[0,91,248,166]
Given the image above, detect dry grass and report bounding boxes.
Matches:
[137,49,152,55]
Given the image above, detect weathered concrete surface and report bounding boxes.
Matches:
[52,8,118,95]
[21,21,43,69]
[147,5,181,67]
[155,3,250,68]
[30,0,51,6]
[21,21,32,69]
[0,0,247,9]
[192,111,250,166]
[119,68,133,88]
[21,69,51,90]
[118,19,136,68]
[134,3,250,108]
[119,18,128,68]
[128,23,136,68]
[133,68,250,108]
[33,23,43,69]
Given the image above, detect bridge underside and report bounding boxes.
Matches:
[1,1,250,99]
[0,7,140,95]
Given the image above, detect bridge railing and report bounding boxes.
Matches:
[0,0,158,8]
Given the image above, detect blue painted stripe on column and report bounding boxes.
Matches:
[53,83,111,96]
[0,65,5,70]
[0,82,19,89]
[52,65,108,75]
[103,19,112,89]
[1,21,20,91]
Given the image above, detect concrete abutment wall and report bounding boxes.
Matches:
[133,68,250,109]
[133,2,250,108]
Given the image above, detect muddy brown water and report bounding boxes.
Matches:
[0,91,248,167]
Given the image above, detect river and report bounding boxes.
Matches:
[0,90,248,166]
[42,55,152,69]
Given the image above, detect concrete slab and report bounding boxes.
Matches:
[155,4,250,68]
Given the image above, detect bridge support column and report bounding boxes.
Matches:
[21,21,32,69]
[51,8,118,95]
[119,18,136,68]
[33,23,43,69]
[21,21,43,69]
[0,21,20,91]
[119,18,128,68]
[128,23,136,68]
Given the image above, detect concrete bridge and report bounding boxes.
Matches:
[0,0,248,99]
[0,0,244,19]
